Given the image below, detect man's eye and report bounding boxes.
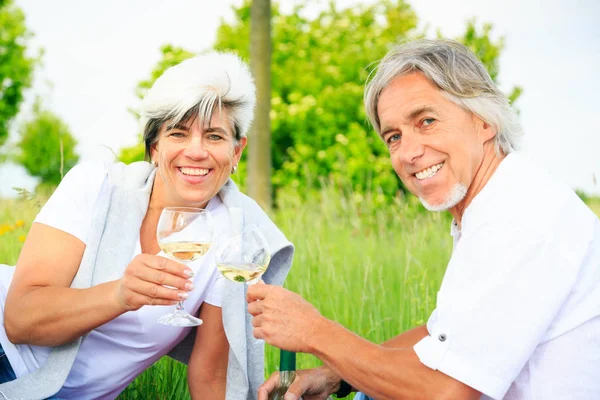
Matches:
[422,118,435,126]
[387,133,401,144]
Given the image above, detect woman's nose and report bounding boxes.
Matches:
[184,136,209,159]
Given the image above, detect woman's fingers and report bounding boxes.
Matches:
[118,254,195,310]
[125,277,190,302]
[133,261,193,291]
[137,254,194,279]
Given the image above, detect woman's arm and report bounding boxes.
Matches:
[4,223,193,346]
[188,303,229,400]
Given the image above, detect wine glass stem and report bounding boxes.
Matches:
[175,301,185,311]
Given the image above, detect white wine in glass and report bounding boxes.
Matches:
[156,207,213,326]
[159,242,211,264]
[215,225,270,285]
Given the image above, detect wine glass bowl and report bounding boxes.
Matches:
[215,225,270,284]
[156,207,213,326]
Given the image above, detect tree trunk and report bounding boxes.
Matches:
[248,0,272,211]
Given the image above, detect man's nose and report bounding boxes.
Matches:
[398,133,425,165]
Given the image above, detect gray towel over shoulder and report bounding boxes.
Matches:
[0,161,294,400]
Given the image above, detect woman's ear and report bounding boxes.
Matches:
[150,142,158,164]
[233,137,247,163]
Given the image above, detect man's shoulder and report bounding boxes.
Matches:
[467,152,595,236]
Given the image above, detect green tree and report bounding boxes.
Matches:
[248,0,273,210]
[120,0,520,201]
[0,0,38,147]
[16,102,79,186]
[117,45,194,165]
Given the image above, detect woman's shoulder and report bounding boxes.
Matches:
[34,161,112,244]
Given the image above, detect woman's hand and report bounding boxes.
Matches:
[116,254,195,311]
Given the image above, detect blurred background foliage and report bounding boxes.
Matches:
[117,0,521,204]
[0,0,38,147]
[14,99,78,187]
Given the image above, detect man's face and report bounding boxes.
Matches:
[377,72,492,211]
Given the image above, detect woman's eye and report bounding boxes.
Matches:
[168,131,186,138]
[208,134,223,141]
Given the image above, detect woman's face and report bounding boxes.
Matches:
[151,110,246,208]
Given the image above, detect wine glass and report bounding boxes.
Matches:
[215,225,270,285]
[156,207,213,326]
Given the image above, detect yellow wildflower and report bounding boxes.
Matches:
[18,235,26,242]
[15,220,25,228]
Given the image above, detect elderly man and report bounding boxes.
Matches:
[247,39,600,400]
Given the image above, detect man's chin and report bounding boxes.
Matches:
[418,184,468,212]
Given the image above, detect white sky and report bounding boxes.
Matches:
[1,0,599,197]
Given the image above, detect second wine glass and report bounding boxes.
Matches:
[215,225,270,285]
[156,207,213,327]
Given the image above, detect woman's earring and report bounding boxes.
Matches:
[231,165,237,174]
[151,160,157,167]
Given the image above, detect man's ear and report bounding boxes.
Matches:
[476,115,497,143]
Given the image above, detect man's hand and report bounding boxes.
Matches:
[246,283,325,352]
[258,366,342,400]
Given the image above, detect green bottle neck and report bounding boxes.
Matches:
[279,350,296,371]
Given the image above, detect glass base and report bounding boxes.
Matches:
[157,310,203,327]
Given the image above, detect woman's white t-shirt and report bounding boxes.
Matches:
[0,163,228,399]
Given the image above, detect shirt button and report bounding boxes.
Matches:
[438,334,447,342]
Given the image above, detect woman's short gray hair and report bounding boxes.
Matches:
[140,51,255,160]
[364,39,521,154]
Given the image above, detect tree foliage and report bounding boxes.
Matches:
[119,0,520,201]
[0,0,38,146]
[16,101,79,186]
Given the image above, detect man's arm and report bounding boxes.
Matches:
[248,285,480,400]
[382,325,429,348]
[310,319,479,400]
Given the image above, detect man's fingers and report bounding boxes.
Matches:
[257,372,280,400]
[251,314,263,327]
[246,282,269,302]
[284,374,310,400]
[247,300,264,316]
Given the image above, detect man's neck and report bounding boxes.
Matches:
[450,145,506,227]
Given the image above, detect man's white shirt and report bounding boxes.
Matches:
[414,152,600,399]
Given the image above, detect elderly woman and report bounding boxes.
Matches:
[0,52,293,399]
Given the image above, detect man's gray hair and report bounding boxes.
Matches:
[139,51,255,160]
[364,39,521,154]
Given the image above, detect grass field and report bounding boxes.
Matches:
[1,187,598,399]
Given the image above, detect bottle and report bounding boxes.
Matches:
[268,350,296,400]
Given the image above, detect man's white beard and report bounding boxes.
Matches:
[419,183,468,212]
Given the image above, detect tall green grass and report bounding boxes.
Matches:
[2,187,599,399]
[120,185,452,399]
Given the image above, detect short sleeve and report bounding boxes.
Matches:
[34,162,108,244]
[414,214,592,399]
[203,273,225,307]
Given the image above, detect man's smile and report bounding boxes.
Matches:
[414,162,444,180]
